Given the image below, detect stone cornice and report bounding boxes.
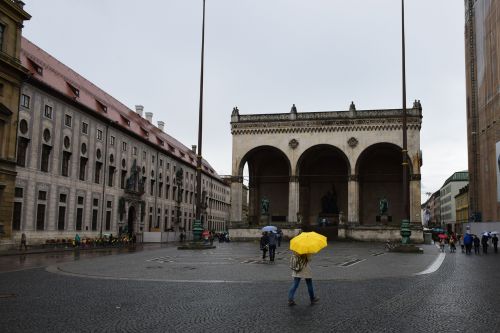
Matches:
[231,108,422,135]
[234,108,421,123]
[232,119,421,135]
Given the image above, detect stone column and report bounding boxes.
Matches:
[410,174,422,226]
[288,176,299,225]
[230,176,243,227]
[347,175,359,225]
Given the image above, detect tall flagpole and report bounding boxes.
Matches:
[401,0,411,243]
[194,0,206,239]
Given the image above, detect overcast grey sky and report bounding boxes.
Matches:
[23,0,467,201]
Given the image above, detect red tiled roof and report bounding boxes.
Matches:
[20,37,218,178]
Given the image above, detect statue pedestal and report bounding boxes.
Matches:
[318,214,339,227]
[376,215,392,224]
[260,214,271,225]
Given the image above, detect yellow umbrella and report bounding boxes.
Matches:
[290,231,327,254]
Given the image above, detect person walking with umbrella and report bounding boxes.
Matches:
[287,232,326,306]
[481,233,489,254]
[260,232,269,260]
[492,233,498,253]
[268,231,277,262]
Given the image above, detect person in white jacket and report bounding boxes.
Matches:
[288,253,319,306]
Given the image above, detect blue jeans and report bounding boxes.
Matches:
[288,277,314,301]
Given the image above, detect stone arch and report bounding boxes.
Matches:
[355,142,412,225]
[237,145,291,177]
[238,145,291,225]
[296,144,350,230]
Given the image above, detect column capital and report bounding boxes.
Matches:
[231,176,243,183]
[410,174,421,181]
[348,174,358,182]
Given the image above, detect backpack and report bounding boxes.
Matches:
[290,254,307,272]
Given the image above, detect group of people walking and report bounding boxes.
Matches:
[259,230,282,261]
[440,232,498,255]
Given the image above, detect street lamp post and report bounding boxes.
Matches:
[193,0,206,241]
[400,0,412,244]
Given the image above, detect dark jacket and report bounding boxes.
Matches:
[473,237,480,247]
[492,236,498,245]
[260,234,269,250]
[268,232,277,246]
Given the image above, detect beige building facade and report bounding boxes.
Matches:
[0,0,29,242]
[230,102,423,242]
[465,0,500,221]
[11,37,230,245]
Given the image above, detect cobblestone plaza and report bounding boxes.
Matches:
[1,242,499,332]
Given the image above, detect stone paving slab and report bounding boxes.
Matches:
[49,242,440,282]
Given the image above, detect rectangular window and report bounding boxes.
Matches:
[41,144,51,172]
[152,155,155,163]
[158,182,163,198]
[77,196,84,205]
[0,24,4,51]
[105,210,111,231]
[95,161,102,184]
[108,166,115,187]
[122,142,127,152]
[76,207,83,231]
[93,198,99,207]
[97,129,103,141]
[79,157,88,181]
[82,122,88,134]
[62,151,71,177]
[38,190,47,201]
[143,151,146,160]
[159,159,163,167]
[21,94,30,108]
[59,193,67,203]
[58,206,66,231]
[65,114,72,127]
[92,209,98,231]
[120,170,127,189]
[44,105,53,119]
[150,180,155,196]
[36,204,46,230]
[14,187,23,198]
[107,200,112,208]
[110,136,115,146]
[166,185,170,199]
[16,137,29,167]
[12,202,22,231]
[133,146,137,156]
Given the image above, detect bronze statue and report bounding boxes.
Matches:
[379,197,388,215]
[261,197,270,215]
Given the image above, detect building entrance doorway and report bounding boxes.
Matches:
[128,205,136,235]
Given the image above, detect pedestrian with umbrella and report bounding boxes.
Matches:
[491,232,498,253]
[287,231,326,306]
[481,232,490,254]
[260,232,269,260]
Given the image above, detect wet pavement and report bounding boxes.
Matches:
[1,241,499,332]
[0,244,169,273]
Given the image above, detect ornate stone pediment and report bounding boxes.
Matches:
[125,159,145,196]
